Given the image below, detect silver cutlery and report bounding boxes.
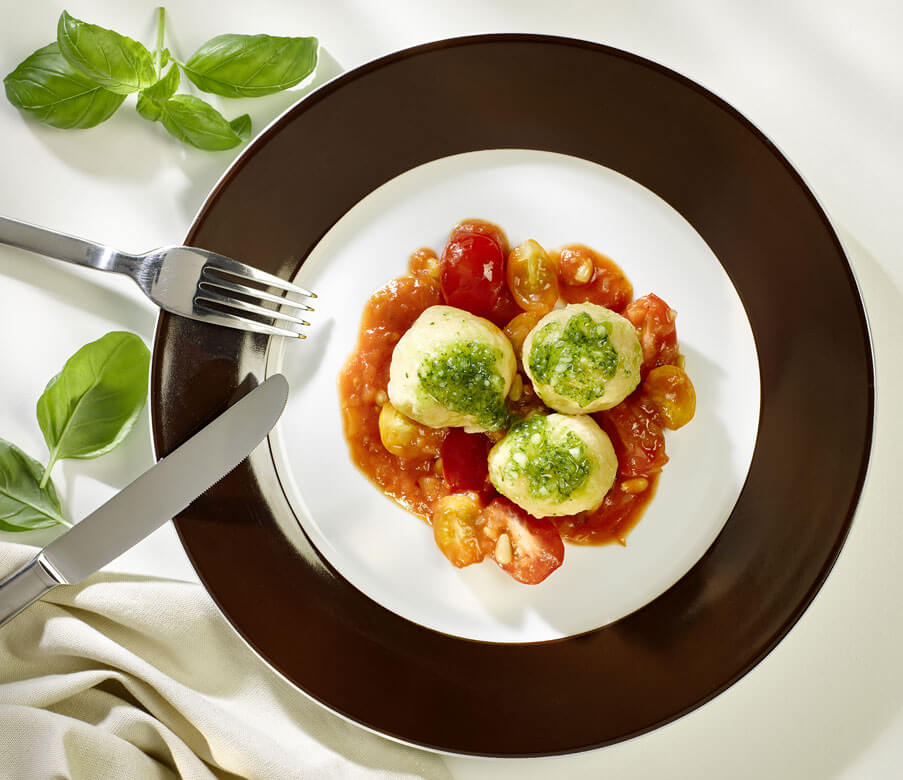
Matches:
[0,373,289,628]
[0,215,314,338]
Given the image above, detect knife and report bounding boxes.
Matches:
[0,373,289,628]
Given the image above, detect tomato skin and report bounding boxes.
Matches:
[440,233,505,320]
[450,219,510,256]
[441,428,490,493]
[478,498,564,584]
[506,240,559,313]
[558,245,633,311]
[597,396,668,478]
[624,293,680,374]
[486,283,523,328]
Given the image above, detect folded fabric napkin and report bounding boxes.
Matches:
[0,542,450,780]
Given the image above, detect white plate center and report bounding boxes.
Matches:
[266,149,759,643]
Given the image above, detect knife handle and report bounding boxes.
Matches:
[0,553,64,628]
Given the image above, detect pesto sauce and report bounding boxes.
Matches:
[501,415,591,501]
[418,341,509,430]
[528,312,619,406]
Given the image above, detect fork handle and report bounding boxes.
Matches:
[0,215,138,275]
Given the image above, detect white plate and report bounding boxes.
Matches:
[265,148,759,643]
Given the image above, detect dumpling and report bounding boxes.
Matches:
[488,412,617,517]
[522,303,642,414]
[388,305,516,431]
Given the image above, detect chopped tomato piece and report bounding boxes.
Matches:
[440,232,505,320]
[506,239,559,313]
[624,293,680,373]
[441,428,490,492]
[432,492,485,567]
[558,245,632,311]
[478,498,564,584]
[597,396,668,478]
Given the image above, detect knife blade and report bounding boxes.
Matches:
[0,373,289,628]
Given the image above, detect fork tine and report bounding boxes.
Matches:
[193,302,307,339]
[199,278,315,312]
[203,263,316,299]
[195,291,311,327]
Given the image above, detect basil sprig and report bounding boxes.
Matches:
[4,8,318,151]
[0,332,149,533]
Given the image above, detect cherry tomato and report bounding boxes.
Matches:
[477,498,565,584]
[378,402,444,460]
[503,310,544,360]
[623,293,680,374]
[440,232,505,319]
[432,492,485,567]
[559,245,633,311]
[486,283,523,328]
[506,240,559,313]
[597,396,668,478]
[450,219,510,255]
[642,365,696,429]
[557,247,593,287]
[441,428,490,492]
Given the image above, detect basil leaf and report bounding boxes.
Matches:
[147,94,246,151]
[229,113,251,141]
[57,10,156,94]
[183,34,317,98]
[37,331,149,469]
[0,439,63,531]
[136,63,180,121]
[3,42,125,129]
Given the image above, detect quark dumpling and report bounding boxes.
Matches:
[488,413,617,517]
[388,305,516,431]
[523,303,642,414]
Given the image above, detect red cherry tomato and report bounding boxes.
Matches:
[623,293,680,374]
[596,397,668,478]
[486,283,523,328]
[441,428,490,493]
[440,233,505,320]
[450,220,510,255]
[478,498,565,584]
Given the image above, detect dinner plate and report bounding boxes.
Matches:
[150,35,874,756]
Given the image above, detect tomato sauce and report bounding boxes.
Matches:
[338,273,447,517]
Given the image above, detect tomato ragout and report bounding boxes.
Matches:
[339,220,695,584]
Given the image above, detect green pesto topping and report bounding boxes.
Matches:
[528,312,620,406]
[501,415,591,501]
[418,341,509,430]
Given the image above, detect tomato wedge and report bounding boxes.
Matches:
[441,428,490,492]
[478,498,564,584]
[440,232,505,320]
[624,293,680,373]
[596,396,668,478]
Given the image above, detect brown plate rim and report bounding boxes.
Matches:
[151,34,874,756]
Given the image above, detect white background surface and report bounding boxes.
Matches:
[0,1,900,777]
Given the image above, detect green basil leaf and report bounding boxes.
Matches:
[148,94,246,151]
[229,113,251,141]
[0,439,63,531]
[57,10,156,94]
[37,331,149,469]
[136,63,180,121]
[183,34,317,98]
[3,42,126,129]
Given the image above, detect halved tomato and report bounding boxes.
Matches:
[478,498,564,584]
[432,492,485,568]
[441,428,490,493]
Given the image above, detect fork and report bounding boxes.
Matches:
[0,215,315,339]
